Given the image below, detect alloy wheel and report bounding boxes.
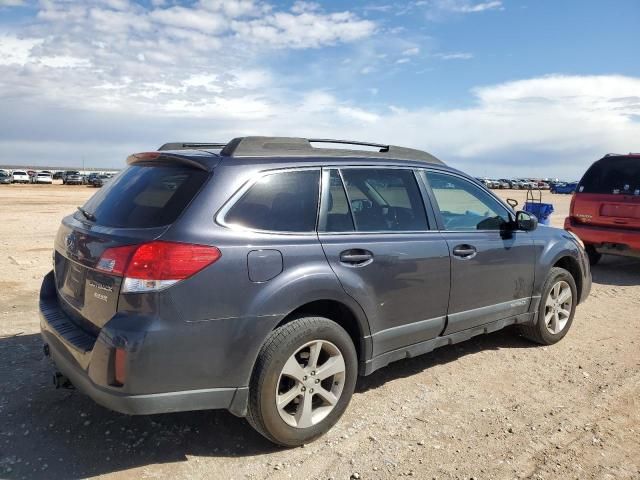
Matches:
[544,280,573,334]
[276,340,346,428]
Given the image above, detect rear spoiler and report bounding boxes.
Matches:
[126,152,217,171]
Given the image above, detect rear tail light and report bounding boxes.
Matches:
[97,245,137,276]
[97,241,221,293]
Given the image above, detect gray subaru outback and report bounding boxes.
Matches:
[40,137,591,446]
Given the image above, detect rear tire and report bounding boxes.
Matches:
[520,267,577,345]
[585,245,602,266]
[247,317,357,447]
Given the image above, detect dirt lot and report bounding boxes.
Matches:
[0,184,638,480]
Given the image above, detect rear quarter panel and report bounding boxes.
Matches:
[148,163,371,388]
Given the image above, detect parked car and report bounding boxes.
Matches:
[551,182,578,194]
[32,172,53,184]
[477,178,500,189]
[62,170,83,185]
[0,171,11,184]
[52,172,64,180]
[565,153,640,265]
[498,179,513,189]
[12,170,30,184]
[87,173,100,185]
[40,136,591,447]
[514,179,538,190]
[90,174,112,187]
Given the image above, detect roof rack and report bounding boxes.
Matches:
[158,142,227,151]
[218,136,444,164]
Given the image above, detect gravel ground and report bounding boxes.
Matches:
[0,183,638,480]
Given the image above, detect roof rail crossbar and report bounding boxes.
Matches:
[158,142,227,151]
[218,136,444,164]
[307,138,390,151]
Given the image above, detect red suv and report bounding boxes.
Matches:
[565,153,640,265]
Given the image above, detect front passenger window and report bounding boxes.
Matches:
[424,172,510,231]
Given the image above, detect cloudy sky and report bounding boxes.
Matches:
[0,0,638,178]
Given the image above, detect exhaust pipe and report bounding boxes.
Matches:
[53,371,74,390]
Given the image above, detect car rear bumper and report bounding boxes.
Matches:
[44,341,245,415]
[565,218,640,253]
[39,271,248,416]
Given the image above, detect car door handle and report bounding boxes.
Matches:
[452,244,477,259]
[339,249,373,265]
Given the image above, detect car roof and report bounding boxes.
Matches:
[144,136,454,173]
[159,136,442,162]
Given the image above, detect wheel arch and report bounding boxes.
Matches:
[552,255,583,302]
[274,299,370,365]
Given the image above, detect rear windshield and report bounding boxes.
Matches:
[579,157,640,195]
[80,164,208,228]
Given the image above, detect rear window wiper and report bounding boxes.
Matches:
[77,206,96,222]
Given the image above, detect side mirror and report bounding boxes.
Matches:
[515,210,538,231]
[506,198,519,209]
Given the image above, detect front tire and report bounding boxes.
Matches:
[247,317,357,447]
[520,267,577,345]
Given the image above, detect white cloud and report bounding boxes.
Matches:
[232,10,376,49]
[0,36,42,66]
[100,0,131,11]
[2,67,638,179]
[402,47,420,56]
[198,0,269,18]
[454,1,502,13]
[88,7,152,33]
[435,52,473,60]
[290,1,321,14]
[37,55,92,68]
[413,0,504,19]
[0,0,25,6]
[150,6,226,34]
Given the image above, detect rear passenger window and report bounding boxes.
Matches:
[225,170,320,232]
[338,169,428,232]
[323,170,355,232]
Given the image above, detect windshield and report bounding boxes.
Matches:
[579,157,640,195]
